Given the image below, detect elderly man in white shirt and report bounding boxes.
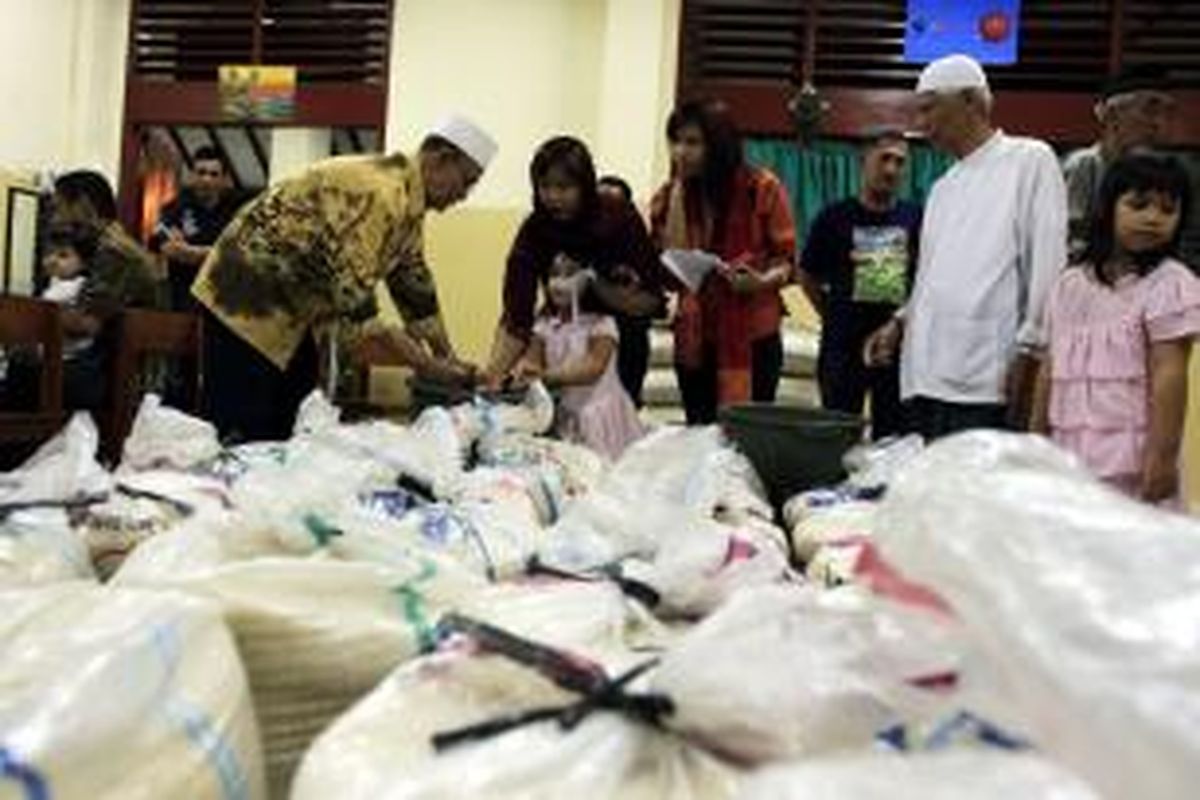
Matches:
[865,54,1068,439]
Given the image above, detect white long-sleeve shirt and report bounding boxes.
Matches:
[901,131,1067,404]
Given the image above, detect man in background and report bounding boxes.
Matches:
[798,128,922,439]
[152,146,240,311]
[1062,67,1176,260]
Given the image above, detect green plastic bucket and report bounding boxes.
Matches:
[719,404,865,510]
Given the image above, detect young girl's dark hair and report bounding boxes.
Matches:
[1084,152,1192,285]
[54,170,119,222]
[529,136,598,221]
[597,174,633,204]
[44,222,99,262]
[666,98,744,223]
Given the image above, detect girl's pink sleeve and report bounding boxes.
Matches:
[590,315,620,342]
[1146,260,1200,342]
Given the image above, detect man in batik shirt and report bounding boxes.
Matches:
[192,114,497,441]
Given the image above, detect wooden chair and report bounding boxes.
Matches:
[102,309,203,463]
[0,296,66,466]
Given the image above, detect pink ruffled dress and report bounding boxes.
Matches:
[534,313,645,460]
[1047,259,1200,498]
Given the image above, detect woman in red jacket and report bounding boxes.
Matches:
[649,99,798,424]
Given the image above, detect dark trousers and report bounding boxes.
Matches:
[616,318,651,408]
[168,262,201,313]
[202,311,318,443]
[818,349,904,440]
[907,396,1008,441]
[675,333,783,425]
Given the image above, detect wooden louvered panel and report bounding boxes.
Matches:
[681,0,1188,94]
[132,0,392,84]
[812,0,906,88]
[1121,1,1200,81]
[680,0,804,84]
[678,0,1200,143]
[262,0,391,84]
[133,0,255,81]
[987,0,1109,90]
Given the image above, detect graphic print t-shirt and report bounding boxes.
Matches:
[802,198,922,355]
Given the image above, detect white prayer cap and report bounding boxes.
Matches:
[916,54,989,94]
[428,113,498,170]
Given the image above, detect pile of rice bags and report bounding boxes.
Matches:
[0,583,264,799]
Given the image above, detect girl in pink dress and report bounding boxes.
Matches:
[1036,153,1199,504]
[514,254,645,459]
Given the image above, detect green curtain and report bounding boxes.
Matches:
[744,137,955,246]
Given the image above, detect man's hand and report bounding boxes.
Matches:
[351,326,405,367]
[408,315,456,360]
[161,228,208,265]
[1005,351,1042,430]
[863,318,903,367]
[161,229,188,260]
[420,356,477,387]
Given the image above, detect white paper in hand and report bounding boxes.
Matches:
[661,249,723,293]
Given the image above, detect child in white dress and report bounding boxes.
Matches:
[514,254,644,459]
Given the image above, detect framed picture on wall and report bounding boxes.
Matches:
[4,186,40,295]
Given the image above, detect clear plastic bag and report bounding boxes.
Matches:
[0,583,265,800]
[625,520,794,619]
[784,496,878,564]
[607,426,771,521]
[384,500,538,581]
[293,639,735,800]
[650,585,963,764]
[876,431,1200,800]
[118,393,222,473]
[0,413,111,506]
[0,507,94,586]
[476,432,607,513]
[538,427,776,578]
[737,752,1099,799]
[115,508,484,798]
[841,434,924,489]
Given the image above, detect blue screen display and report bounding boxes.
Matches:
[905,0,1021,65]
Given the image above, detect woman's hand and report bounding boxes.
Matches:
[719,257,790,295]
[723,264,770,294]
[510,358,543,388]
[1141,453,1179,503]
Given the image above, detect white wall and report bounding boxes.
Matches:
[595,0,681,200]
[269,128,333,184]
[0,0,131,183]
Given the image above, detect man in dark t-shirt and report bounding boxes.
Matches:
[798,130,922,439]
[151,146,241,311]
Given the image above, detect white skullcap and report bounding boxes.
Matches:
[428,114,498,170]
[916,54,989,94]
